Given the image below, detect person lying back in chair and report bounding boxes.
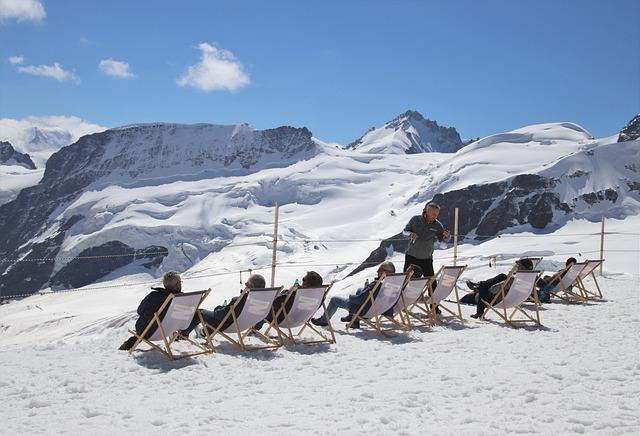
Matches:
[181,274,266,338]
[465,258,534,319]
[118,271,187,351]
[310,261,399,329]
[535,257,577,303]
[253,271,324,331]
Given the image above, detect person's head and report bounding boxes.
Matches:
[515,258,534,271]
[407,264,424,279]
[565,257,577,267]
[301,271,323,288]
[422,202,440,223]
[245,274,266,289]
[376,261,396,278]
[163,271,182,292]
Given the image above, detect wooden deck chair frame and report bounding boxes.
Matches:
[205,286,284,352]
[548,262,590,303]
[395,275,437,330]
[128,289,213,361]
[423,265,467,326]
[480,270,544,327]
[575,259,604,300]
[346,270,414,337]
[264,284,336,346]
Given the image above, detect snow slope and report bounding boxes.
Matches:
[0,165,43,206]
[0,219,638,434]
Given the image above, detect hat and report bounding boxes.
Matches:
[163,271,181,290]
[516,258,534,270]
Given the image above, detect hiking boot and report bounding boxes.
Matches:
[118,336,137,351]
[340,313,355,322]
[311,317,328,327]
[348,320,360,329]
[470,313,481,319]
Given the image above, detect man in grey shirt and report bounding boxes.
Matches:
[402,202,451,276]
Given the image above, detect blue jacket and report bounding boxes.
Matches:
[348,280,378,312]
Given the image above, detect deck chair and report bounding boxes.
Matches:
[128,289,212,360]
[391,277,432,329]
[422,265,467,325]
[346,271,413,337]
[547,262,589,303]
[481,270,544,327]
[205,286,283,352]
[522,257,543,269]
[264,284,336,346]
[397,266,466,328]
[575,259,604,300]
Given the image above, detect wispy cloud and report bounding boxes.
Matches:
[13,58,79,83]
[99,59,135,79]
[7,55,24,65]
[0,0,45,22]
[177,43,250,92]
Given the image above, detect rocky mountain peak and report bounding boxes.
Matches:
[618,114,640,142]
[0,141,36,169]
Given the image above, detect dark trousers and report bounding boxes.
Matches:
[403,254,435,277]
[475,273,508,316]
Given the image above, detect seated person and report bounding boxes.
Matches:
[118,271,187,351]
[536,257,577,302]
[310,262,422,328]
[182,274,266,337]
[465,258,534,319]
[253,270,324,331]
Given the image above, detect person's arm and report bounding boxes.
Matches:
[437,222,451,243]
[403,216,418,241]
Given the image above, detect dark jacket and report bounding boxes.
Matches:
[403,216,448,260]
[348,280,378,313]
[134,287,181,337]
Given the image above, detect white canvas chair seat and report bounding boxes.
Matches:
[402,265,466,327]
[576,259,604,300]
[206,286,283,352]
[394,277,430,313]
[128,289,212,360]
[482,270,543,327]
[549,262,589,303]
[347,272,412,337]
[264,285,336,346]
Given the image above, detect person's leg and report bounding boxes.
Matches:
[404,254,419,272]
[323,296,350,321]
[474,275,507,317]
[422,258,435,277]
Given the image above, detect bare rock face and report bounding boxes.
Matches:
[0,123,319,298]
[0,141,36,169]
[618,115,640,142]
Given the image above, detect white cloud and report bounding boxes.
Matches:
[177,43,250,92]
[15,61,79,83]
[7,55,24,65]
[99,58,135,79]
[0,0,45,22]
[0,115,107,166]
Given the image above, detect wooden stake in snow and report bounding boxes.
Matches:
[453,207,459,266]
[600,214,605,276]
[271,202,280,287]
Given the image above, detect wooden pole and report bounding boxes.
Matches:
[271,202,280,287]
[453,207,459,266]
[599,214,605,276]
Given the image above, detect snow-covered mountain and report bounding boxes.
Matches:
[618,114,640,142]
[348,110,464,154]
[0,116,106,167]
[0,119,638,299]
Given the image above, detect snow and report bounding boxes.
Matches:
[0,218,638,434]
[0,119,639,433]
[0,165,43,205]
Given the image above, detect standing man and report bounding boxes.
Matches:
[402,202,451,277]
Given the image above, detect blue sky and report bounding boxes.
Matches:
[1,0,638,144]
